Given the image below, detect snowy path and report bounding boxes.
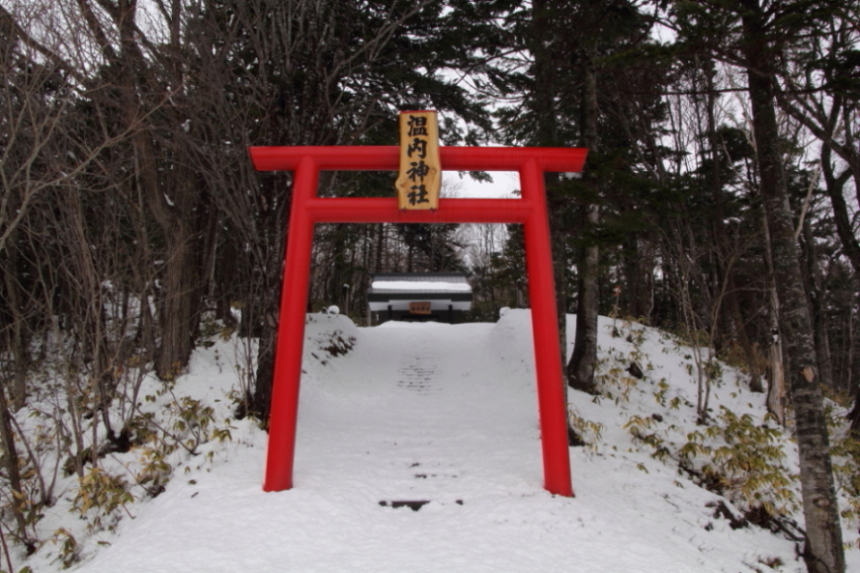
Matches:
[294,321,544,502]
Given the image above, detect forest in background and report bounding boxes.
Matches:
[1,1,859,571]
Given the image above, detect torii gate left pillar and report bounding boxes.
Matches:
[249,145,587,497]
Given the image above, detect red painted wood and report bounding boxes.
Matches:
[253,145,586,497]
[520,159,574,497]
[304,198,532,224]
[263,156,317,491]
[249,146,586,173]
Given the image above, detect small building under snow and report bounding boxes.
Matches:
[367,273,472,324]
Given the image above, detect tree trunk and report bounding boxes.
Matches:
[156,232,203,378]
[0,382,30,549]
[621,236,651,320]
[820,143,860,280]
[2,230,28,410]
[529,0,569,377]
[801,216,834,394]
[57,187,120,445]
[568,38,599,394]
[251,178,292,423]
[761,197,787,423]
[740,3,844,571]
[104,0,206,381]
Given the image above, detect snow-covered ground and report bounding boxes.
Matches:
[20,311,860,572]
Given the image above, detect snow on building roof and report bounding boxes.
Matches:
[371,280,471,293]
[369,273,472,295]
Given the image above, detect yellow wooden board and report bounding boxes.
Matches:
[408,301,432,314]
[395,111,441,210]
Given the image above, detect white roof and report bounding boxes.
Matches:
[370,280,471,292]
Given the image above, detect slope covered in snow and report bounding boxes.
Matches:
[20,311,860,572]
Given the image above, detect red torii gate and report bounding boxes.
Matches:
[249,145,587,497]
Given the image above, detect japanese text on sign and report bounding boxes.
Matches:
[395,111,441,210]
[408,301,432,314]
